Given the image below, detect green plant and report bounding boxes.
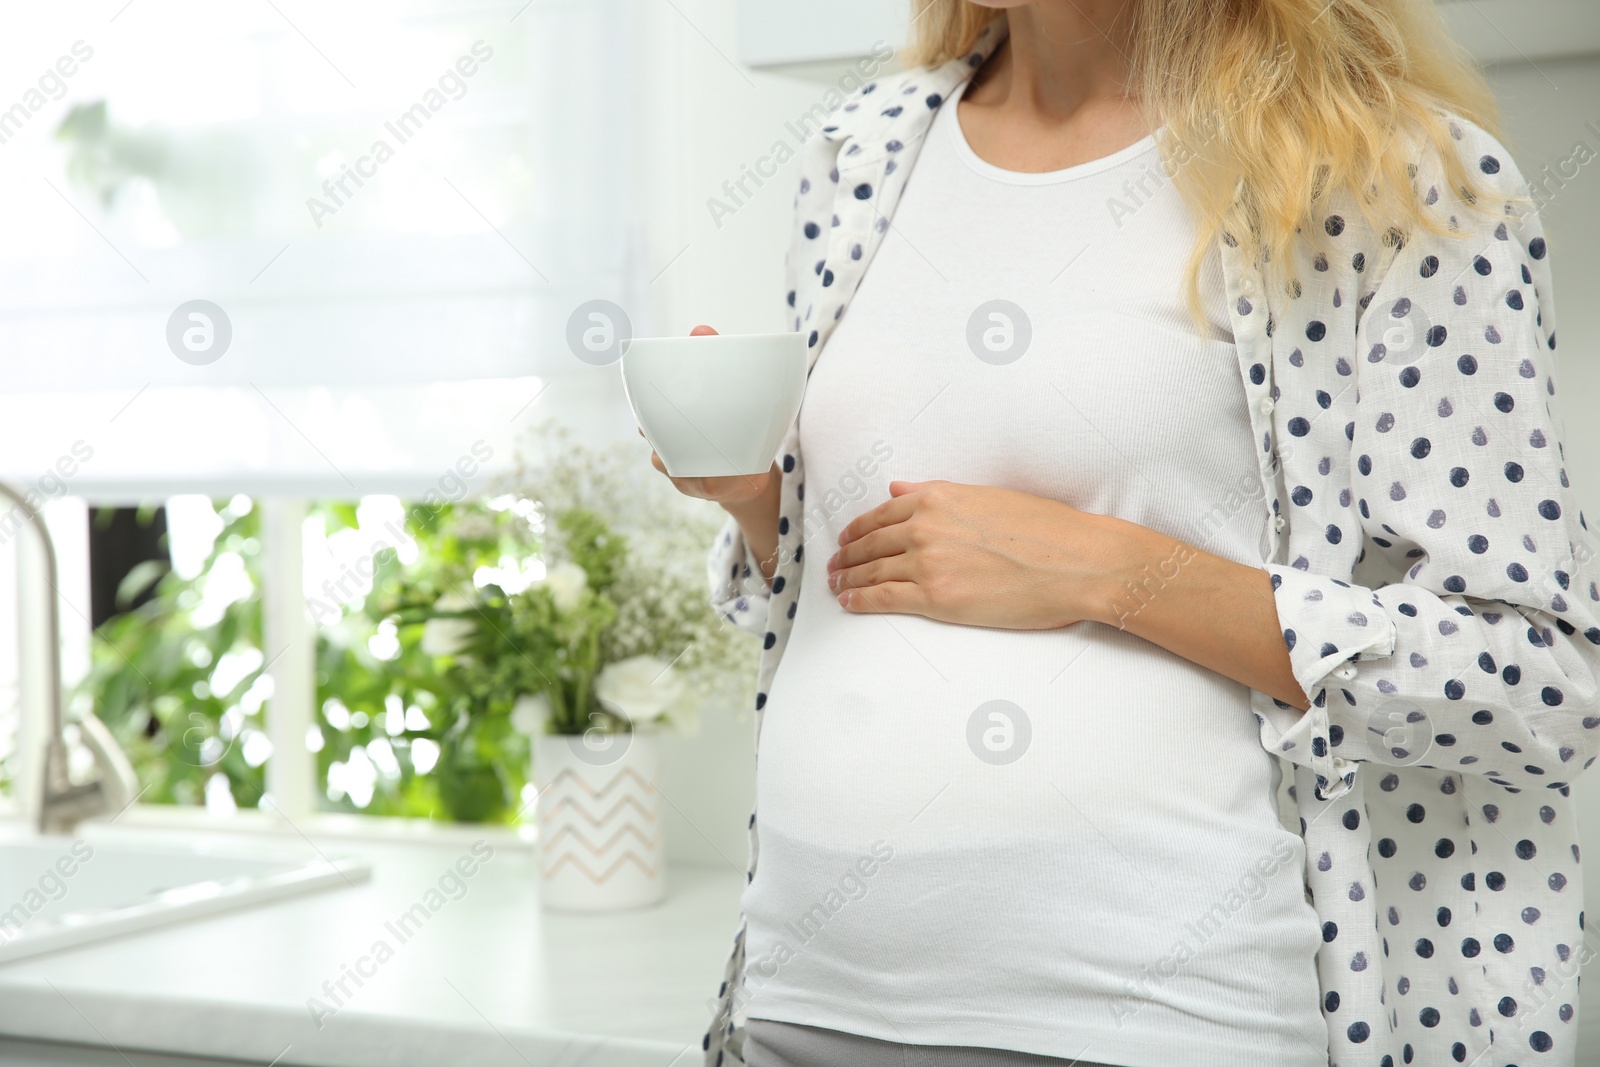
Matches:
[76,423,758,824]
[79,495,534,821]
[80,497,268,809]
[309,495,538,822]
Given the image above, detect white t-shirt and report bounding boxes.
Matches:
[739,84,1327,1067]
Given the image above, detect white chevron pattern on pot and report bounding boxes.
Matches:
[534,732,667,909]
[540,818,659,853]
[541,793,659,828]
[541,848,664,885]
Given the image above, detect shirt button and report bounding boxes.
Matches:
[1273,514,1288,531]
[1335,665,1357,681]
[1259,397,1275,415]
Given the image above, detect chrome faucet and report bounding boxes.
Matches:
[0,480,139,834]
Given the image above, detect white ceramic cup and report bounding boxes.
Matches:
[620,331,806,478]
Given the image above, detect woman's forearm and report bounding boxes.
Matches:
[1091,516,1310,710]
[721,462,783,582]
[827,480,1310,709]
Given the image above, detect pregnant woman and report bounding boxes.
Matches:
[651,2,1600,1065]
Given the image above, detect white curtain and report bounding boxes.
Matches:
[0,0,643,498]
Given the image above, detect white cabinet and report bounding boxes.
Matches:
[737,0,907,69]
[736,1,1600,70]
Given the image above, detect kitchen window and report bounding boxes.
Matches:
[0,0,646,838]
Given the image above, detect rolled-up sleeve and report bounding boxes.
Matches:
[1270,124,1600,795]
[707,510,771,639]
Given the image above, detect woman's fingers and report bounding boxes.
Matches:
[830,553,914,595]
[839,491,920,545]
[650,463,768,505]
[829,524,907,573]
[837,581,920,615]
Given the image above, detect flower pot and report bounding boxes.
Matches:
[534,729,665,910]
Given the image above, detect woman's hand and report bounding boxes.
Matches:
[643,429,777,505]
[826,479,1122,630]
[828,478,1310,708]
[642,324,784,581]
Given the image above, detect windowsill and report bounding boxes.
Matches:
[0,799,539,851]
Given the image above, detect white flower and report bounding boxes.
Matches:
[595,654,686,724]
[510,692,550,735]
[543,561,588,613]
[420,593,475,656]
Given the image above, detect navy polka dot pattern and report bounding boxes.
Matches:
[702,21,1596,1067]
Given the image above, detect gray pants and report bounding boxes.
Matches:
[744,1019,1123,1067]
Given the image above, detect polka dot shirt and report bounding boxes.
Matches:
[702,21,1599,1067]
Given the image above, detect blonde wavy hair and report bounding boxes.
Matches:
[910,0,1506,315]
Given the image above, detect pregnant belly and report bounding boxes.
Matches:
[742,593,1322,1051]
[755,591,1285,851]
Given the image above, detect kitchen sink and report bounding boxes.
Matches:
[0,830,370,964]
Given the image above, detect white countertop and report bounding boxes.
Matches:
[0,827,747,1067]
